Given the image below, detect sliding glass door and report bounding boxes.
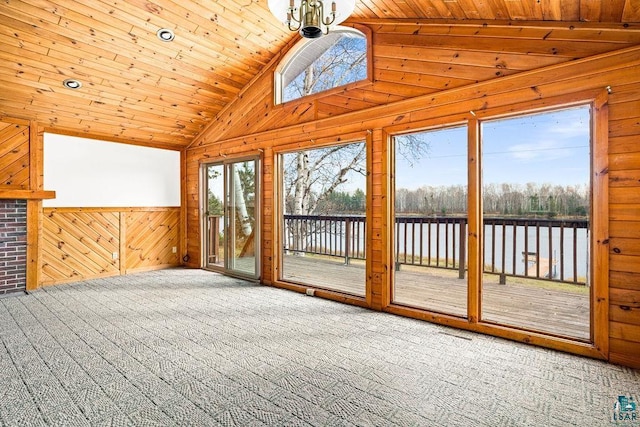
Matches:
[203,157,260,279]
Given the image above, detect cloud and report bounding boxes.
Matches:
[507,139,576,161]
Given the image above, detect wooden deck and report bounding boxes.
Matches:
[282,255,590,341]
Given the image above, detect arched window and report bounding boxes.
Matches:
[275,27,368,104]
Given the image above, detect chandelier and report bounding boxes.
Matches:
[268,0,356,38]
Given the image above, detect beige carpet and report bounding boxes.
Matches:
[0,268,637,426]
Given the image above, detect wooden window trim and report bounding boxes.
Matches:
[271,133,370,300]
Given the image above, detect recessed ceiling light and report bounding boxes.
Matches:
[157,28,175,42]
[62,79,82,89]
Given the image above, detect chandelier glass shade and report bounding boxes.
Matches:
[268,0,356,38]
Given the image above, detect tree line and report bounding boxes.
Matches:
[313,182,589,218]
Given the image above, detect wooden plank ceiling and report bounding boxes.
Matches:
[0,0,639,149]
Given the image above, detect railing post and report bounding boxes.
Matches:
[344,217,351,265]
[458,218,466,279]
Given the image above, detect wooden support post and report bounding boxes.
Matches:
[467,117,481,324]
[26,122,42,292]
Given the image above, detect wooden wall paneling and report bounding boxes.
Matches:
[610,338,640,368]
[0,121,30,188]
[41,210,120,285]
[263,102,317,132]
[606,73,640,368]
[184,153,203,268]
[373,69,472,92]
[610,321,640,341]
[375,56,521,81]
[580,0,603,22]
[368,81,436,99]
[608,163,639,192]
[26,122,42,292]
[374,32,627,59]
[190,46,640,159]
[318,94,379,113]
[40,207,180,285]
[190,23,640,151]
[180,150,188,266]
[609,136,638,156]
[591,91,610,358]
[41,228,91,284]
[315,102,355,119]
[374,44,568,73]
[610,221,640,240]
[370,20,640,42]
[216,79,274,140]
[125,209,181,272]
[334,87,406,105]
[622,0,640,21]
[26,200,41,292]
[611,186,640,204]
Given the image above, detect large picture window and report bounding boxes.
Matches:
[392,126,469,317]
[480,106,592,340]
[389,104,596,342]
[280,141,367,296]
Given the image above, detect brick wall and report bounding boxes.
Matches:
[0,200,27,295]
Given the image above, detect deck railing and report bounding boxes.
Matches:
[282,214,590,285]
[283,214,367,263]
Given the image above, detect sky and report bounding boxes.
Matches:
[206,106,591,201]
[395,105,591,190]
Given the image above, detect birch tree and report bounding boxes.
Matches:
[282,33,427,252]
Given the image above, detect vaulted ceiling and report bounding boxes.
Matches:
[1,1,639,149]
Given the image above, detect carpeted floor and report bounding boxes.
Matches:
[0,268,637,426]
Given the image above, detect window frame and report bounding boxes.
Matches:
[477,104,594,340]
[389,123,470,318]
[384,89,609,358]
[272,131,373,304]
[273,25,373,106]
